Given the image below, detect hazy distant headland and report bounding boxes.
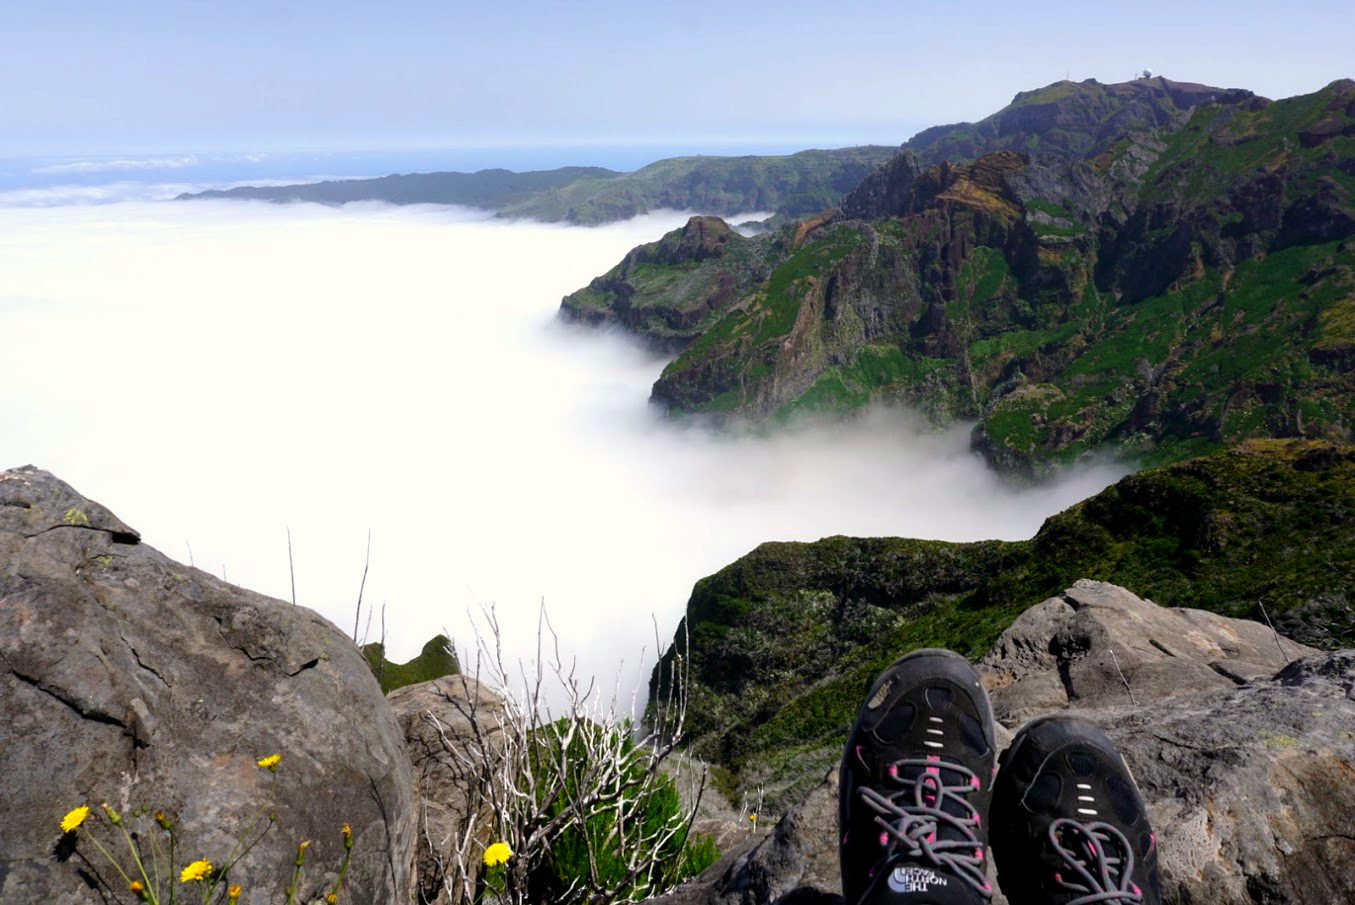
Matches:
[176,146,899,224]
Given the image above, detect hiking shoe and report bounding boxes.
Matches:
[839,649,997,905]
[991,715,1161,905]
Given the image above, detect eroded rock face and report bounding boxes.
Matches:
[389,675,507,905]
[0,466,415,905]
[652,582,1353,905]
[979,579,1319,723]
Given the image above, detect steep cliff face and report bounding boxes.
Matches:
[578,78,1355,470]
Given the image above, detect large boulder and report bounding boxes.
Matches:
[389,675,506,905]
[980,579,1320,723]
[651,581,1353,905]
[0,466,416,905]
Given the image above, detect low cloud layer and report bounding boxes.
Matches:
[32,155,201,175]
[0,201,1126,701]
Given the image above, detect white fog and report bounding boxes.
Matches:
[0,200,1127,698]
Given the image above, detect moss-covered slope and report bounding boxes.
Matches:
[583,79,1355,470]
[363,634,460,694]
[650,440,1355,807]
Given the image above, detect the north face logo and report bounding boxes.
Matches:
[887,866,949,894]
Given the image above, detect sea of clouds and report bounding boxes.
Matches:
[0,198,1127,706]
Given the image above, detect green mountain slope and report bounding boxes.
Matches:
[904,76,1242,164]
[180,166,621,209]
[576,78,1355,470]
[649,439,1355,808]
[177,147,898,225]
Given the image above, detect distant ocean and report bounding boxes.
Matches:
[0,141,869,207]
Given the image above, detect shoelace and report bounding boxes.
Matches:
[1047,818,1143,904]
[858,756,992,899]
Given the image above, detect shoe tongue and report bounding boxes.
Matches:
[861,861,987,905]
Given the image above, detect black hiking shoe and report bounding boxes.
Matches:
[991,715,1161,905]
[839,649,997,905]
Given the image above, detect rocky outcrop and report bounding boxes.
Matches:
[560,216,779,350]
[389,675,507,905]
[980,579,1319,723]
[654,582,1354,905]
[0,466,416,905]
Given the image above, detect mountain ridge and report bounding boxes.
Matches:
[566,76,1355,471]
[176,147,899,225]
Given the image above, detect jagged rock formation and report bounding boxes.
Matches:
[655,582,1355,905]
[0,466,415,905]
[178,147,898,225]
[650,440,1355,814]
[571,77,1355,470]
[390,675,506,905]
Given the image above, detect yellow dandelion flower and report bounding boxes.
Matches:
[256,753,281,770]
[326,895,337,904]
[227,884,242,902]
[341,822,353,850]
[60,806,90,833]
[179,859,212,883]
[154,811,172,831]
[483,841,512,867]
[129,880,144,893]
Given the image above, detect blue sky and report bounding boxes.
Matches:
[6,0,1354,155]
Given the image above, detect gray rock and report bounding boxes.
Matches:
[651,582,1352,905]
[1101,652,1355,905]
[979,579,1319,724]
[389,675,506,905]
[0,466,416,905]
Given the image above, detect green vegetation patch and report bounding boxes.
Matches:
[363,634,460,694]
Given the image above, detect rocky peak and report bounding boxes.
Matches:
[644,215,740,265]
[906,76,1248,165]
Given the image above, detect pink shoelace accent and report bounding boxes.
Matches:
[857,756,991,899]
[1047,818,1144,904]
